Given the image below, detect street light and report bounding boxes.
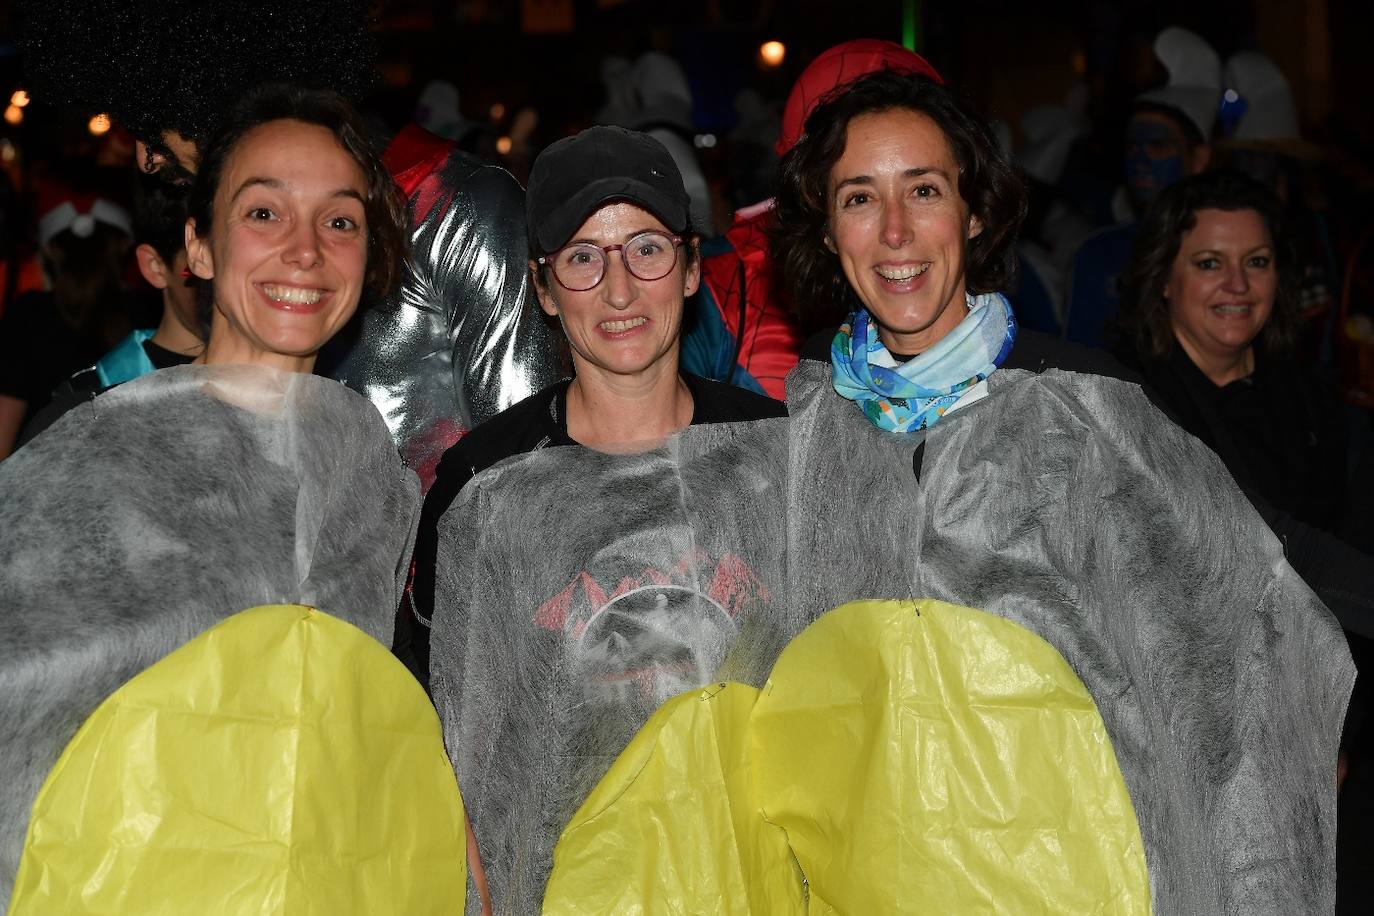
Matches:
[758,41,786,69]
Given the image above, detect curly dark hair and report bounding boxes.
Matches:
[1115,169,1299,361]
[187,84,408,331]
[15,0,375,155]
[132,176,189,265]
[770,69,1027,332]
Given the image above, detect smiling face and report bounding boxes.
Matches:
[534,201,699,384]
[185,119,368,373]
[827,108,982,355]
[1165,207,1276,371]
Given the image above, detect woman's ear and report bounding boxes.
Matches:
[683,238,702,297]
[184,218,214,280]
[530,260,559,317]
[967,213,984,240]
[822,228,836,254]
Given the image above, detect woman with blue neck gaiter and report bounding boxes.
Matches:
[763,67,1352,913]
[773,70,1031,435]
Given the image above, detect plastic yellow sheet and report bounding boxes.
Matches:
[546,599,1149,914]
[7,604,466,916]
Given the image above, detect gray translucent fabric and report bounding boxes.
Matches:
[0,365,421,901]
[785,359,1351,914]
[431,418,798,914]
[330,146,565,486]
[430,358,1351,914]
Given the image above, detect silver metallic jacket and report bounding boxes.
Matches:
[331,132,566,488]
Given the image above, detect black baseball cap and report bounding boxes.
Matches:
[526,125,690,255]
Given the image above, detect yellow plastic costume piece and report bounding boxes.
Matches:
[544,684,806,915]
[546,599,1149,914]
[7,605,466,916]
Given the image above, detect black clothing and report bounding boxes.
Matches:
[803,324,1374,641]
[397,372,786,685]
[1120,344,1348,533]
[0,291,108,425]
[17,338,196,447]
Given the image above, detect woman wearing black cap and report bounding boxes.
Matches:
[400,126,785,685]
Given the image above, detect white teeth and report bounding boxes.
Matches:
[600,316,648,332]
[1213,304,1251,314]
[261,284,322,305]
[875,263,930,281]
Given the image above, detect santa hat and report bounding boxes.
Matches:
[1135,27,1223,143]
[776,39,943,156]
[38,190,132,247]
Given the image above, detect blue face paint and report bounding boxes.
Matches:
[1124,119,1186,205]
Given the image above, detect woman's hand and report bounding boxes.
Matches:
[466,811,493,915]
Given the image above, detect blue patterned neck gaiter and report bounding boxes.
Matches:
[830,292,1018,434]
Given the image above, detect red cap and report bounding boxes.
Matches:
[776,39,943,156]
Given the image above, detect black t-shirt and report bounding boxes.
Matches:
[0,291,109,420]
[398,372,786,685]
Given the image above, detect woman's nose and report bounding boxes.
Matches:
[1222,262,1251,294]
[283,220,323,269]
[601,252,635,309]
[880,201,912,249]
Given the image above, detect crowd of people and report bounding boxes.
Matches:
[0,1,1371,913]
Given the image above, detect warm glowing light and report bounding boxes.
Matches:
[759,41,786,69]
[0,139,16,163]
[10,90,30,108]
[489,102,507,121]
[88,113,112,136]
[4,105,22,126]
[496,136,513,155]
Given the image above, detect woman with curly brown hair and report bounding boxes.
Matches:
[767,66,1353,913]
[779,70,1126,421]
[1114,169,1349,533]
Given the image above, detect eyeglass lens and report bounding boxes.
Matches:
[553,232,678,291]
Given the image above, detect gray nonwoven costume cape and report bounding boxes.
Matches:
[429,359,1352,914]
[431,415,800,913]
[0,365,421,901]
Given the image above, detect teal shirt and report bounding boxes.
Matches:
[94,329,158,388]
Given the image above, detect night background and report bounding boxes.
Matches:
[2,1,1373,220]
[1,0,1374,909]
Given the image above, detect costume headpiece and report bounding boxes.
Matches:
[1135,27,1223,142]
[37,196,133,247]
[1224,51,1300,142]
[776,39,943,156]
